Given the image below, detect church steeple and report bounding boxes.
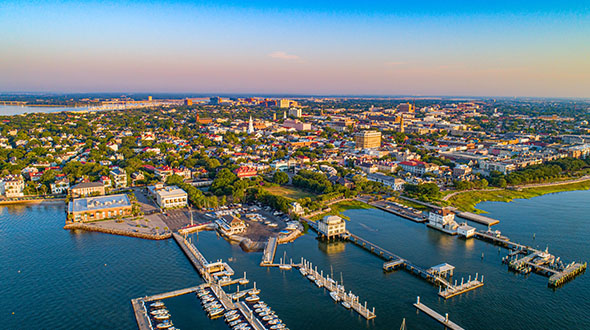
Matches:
[247,115,255,134]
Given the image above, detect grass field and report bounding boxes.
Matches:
[447,180,590,213]
[311,200,373,221]
[262,185,314,200]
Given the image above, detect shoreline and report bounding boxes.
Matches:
[446,179,590,213]
[64,222,171,240]
[0,198,66,206]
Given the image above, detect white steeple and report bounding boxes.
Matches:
[247,115,255,134]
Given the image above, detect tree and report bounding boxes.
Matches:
[272,171,289,185]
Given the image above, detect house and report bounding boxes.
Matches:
[0,174,25,198]
[234,166,257,179]
[154,166,173,181]
[51,177,70,195]
[70,182,106,197]
[358,162,378,174]
[317,215,346,239]
[110,167,127,188]
[217,214,247,236]
[399,160,439,175]
[290,202,304,216]
[367,173,405,191]
[100,176,112,188]
[67,194,132,223]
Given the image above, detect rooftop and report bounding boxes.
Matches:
[68,194,130,213]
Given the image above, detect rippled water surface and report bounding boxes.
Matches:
[2,190,589,329]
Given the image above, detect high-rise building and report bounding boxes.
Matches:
[210,96,223,105]
[148,96,153,101]
[184,98,193,106]
[288,108,302,117]
[398,102,414,113]
[354,131,382,149]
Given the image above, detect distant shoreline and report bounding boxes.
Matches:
[0,198,66,206]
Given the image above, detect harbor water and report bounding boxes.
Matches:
[2,190,590,329]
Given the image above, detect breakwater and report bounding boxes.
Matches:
[64,222,171,240]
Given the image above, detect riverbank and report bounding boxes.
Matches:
[446,179,590,213]
[310,200,373,221]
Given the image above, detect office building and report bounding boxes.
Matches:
[354,131,382,149]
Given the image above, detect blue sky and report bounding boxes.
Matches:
[1,0,589,97]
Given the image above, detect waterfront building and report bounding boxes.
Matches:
[457,223,476,238]
[367,173,406,191]
[67,194,132,223]
[110,167,127,188]
[70,181,105,197]
[0,174,25,197]
[50,177,70,195]
[217,214,247,236]
[355,131,382,149]
[427,209,459,234]
[318,215,346,239]
[149,185,188,209]
[290,202,305,216]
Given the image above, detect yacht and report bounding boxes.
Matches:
[262,315,273,322]
[341,301,351,309]
[279,264,292,270]
[153,314,170,321]
[209,308,225,317]
[306,274,315,281]
[329,291,340,302]
[225,314,240,323]
[315,279,323,288]
[229,320,243,327]
[245,295,259,302]
[151,309,169,315]
[299,268,307,276]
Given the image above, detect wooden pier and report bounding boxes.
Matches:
[260,236,278,266]
[173,233,212,281]
[299,258,376,320]
[371,200,427,223]
[236,301,269,330]
[131,298,153,330]
[549,262,587,287]
[413,296,464,330]
[439,274,484,299]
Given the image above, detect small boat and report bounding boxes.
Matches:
[225,310,238,316]
[209,308,225,317]
[253,303,266,309]
[299,268,307,276]
[268,319,279,325]
[239,278,249,285]
[151,309,169,315]
[232,291,247,299]
[156,321,173,329]
[329,291,340,302]
[150,301,165,308]
[279,264,292,270]
[315,279,323,288]
[226,314,240,322]
[341,301,351,309]
[245,295,259,302]
[307,275,315,281]
[249,288,261,295]
[229,320,243,327]
[271,325,286,329]
[262,315,273,321]
[154,314,170,321]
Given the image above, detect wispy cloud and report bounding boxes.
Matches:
[269,51,300,60]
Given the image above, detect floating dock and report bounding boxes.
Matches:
[413,296,464,330]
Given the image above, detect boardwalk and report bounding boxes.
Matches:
[131,298,152,330]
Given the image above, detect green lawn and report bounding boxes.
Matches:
[262,185,315,200]
[447,180,590,213]
[311,200,373,221]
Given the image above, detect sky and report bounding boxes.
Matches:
[1,0,589,97]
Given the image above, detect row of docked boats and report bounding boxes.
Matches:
[148,301,178,330]
[247,300,288,330]
[197,287,225,318]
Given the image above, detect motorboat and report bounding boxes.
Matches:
[150,301,165,308]
[209,308,225,317]
[341,301,351,309]
[229,320,243,327]
[244,295,259,302]
[270,324,286,329]
[151,309,169,315]
[225,310,238,316]
[315,279,323,288]
[268,319,280,325]
[279,264,292,270]
[153,314,170,321]
[329,291,340,302]
[299,268,307,276]
[156,321,173,329]
[253,303,266,309]
[225,314,240,322]
[249,287,261,295]
[239,278,249,285]
[262,315,273,322]
[306,275,315,281]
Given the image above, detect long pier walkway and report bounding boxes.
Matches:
[299,258,376,320]
[413,296,464,330]
[260,236,278,266]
